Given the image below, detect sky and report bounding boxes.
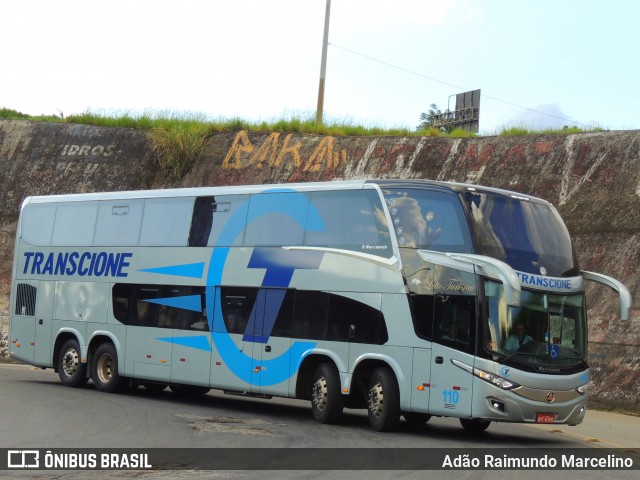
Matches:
[1,0,639,134]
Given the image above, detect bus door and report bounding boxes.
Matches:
[414,250,477,418]
[33,281,55,367]
[171,330,211,386]
[125,286,172,383]
[426,263,477,418]
[10,281,38,363]
[213,287,294,396]
[248,288,294,397]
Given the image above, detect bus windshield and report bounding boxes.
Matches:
[484,280,587,369]
[463,191,579,277]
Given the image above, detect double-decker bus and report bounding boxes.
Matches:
[9,179,631,432]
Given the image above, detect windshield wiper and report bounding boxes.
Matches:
[498,351,548,364]
[554,356,589,368]
[494,350,588,369]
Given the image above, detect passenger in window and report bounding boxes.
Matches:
[225,308,244,334]
[158,306,170,327]
[189,316,207,331]
[137,301,154,326]
[504,323,533,351]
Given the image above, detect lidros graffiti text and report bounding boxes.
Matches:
[61,144,116,157]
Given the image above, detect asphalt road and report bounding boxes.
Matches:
[1,363,638,479]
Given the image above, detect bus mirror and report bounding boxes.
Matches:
[417,251,521,308]
[582,271,632,321]
[447,254,521,308]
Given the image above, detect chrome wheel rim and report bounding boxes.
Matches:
[369,382,384,418]
[62,347,79,377]
[312,376,328,412]
[96,353,114,384]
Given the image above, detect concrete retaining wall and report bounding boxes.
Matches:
[1,120,638,410]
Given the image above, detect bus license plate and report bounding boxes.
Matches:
[536,413,555,424]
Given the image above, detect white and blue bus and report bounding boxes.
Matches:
[9,179,631,432]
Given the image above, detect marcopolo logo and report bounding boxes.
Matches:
[22,251,133,278]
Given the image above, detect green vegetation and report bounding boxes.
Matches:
[0,107,62,122]
[149,123,209,180]
[0,108,606,179]
[499,125,604,136]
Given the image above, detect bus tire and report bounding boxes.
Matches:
[367,367,400,432]
[403,412,431,425]
[57,338,88,388]
[91,342,128,393]
[460,418,491,433]
[311,363,344,424]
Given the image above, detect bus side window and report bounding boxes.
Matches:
[15,283,37,316]
[434,295,475,352]
[189,197,215,247]
[269,290,295,338]
[293,291,329,340]
[328,294,388,344]
[190,195,247,247]
[221,288,257,335]
[112,284,207,330]
[245,193,307,247]
[409,294,435,341]
[136,287,160,327]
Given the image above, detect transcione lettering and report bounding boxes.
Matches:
[516,272,572,290]
[23,251,133,277]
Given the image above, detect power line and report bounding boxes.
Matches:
[329,42,591,128]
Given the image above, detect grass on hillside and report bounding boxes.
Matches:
[0,107,605,180]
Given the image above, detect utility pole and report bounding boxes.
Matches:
[315,0,331,125]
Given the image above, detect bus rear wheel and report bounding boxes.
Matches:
[367,367,400,432]
[91,343,128,393]
[311,363,344,424]
[58,338,88,388]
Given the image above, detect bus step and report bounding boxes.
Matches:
[223,390,273,400]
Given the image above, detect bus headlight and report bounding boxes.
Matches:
[451,359,520,390]
[473,367,520,390]
[576,384,588,395]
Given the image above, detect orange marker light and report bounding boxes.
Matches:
[417,386,425,391]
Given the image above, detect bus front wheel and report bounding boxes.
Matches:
[91,343,128,393]
[403,412,431,425]
[57,338,88,388]
[367,367,400,432]
[311,363,344,424]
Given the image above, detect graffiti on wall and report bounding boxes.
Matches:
[222,131,347,172]
[57,144,118,176]
[61,144,116,157]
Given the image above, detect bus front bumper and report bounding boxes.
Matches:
[472,382,588,426]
